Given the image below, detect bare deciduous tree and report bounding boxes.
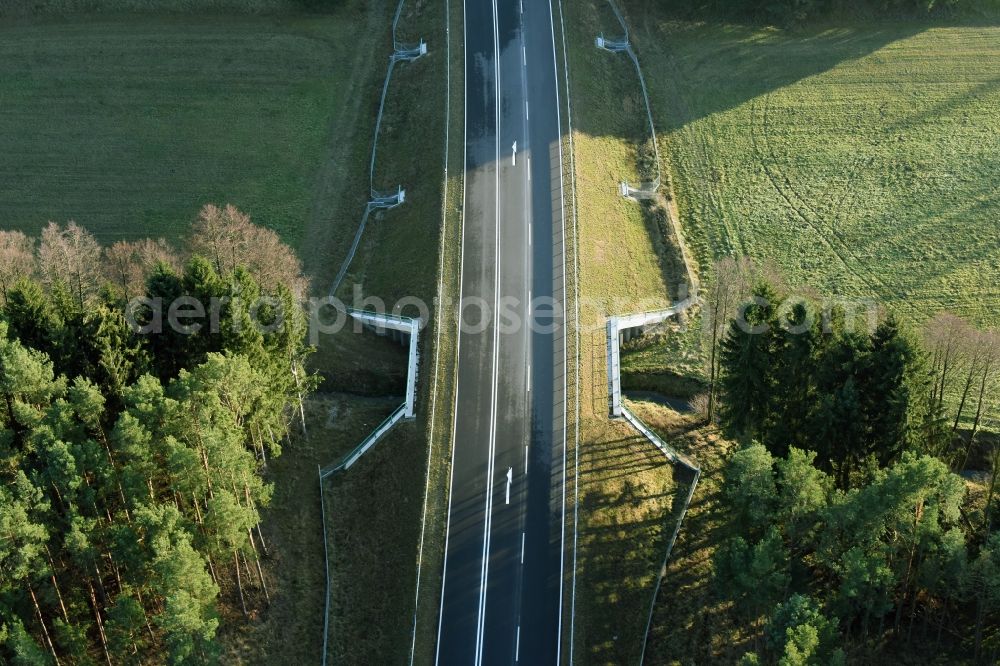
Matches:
[703,256,754,422]
[104,238,180,302]
[38,221,102,308]
[960,330,999,472]
[188,204,308,299]
[925,312,971,414]
[0,230,37,303]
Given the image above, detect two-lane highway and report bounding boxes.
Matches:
[436,0,568,663]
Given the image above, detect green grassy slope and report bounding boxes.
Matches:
[557,1,693,662]
[633,17,1000,324]
[0,12,358,246]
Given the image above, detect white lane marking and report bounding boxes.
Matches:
[527,363,531,390]
[527,155,531,181]
[521,532,526,564]
[512,140,517,165]
[474,0,504,662]
[525,99,529,121]
[519,0,523,13]
[434,0,469,660]
[528,221,532,245]
[524,445,529,473]
[505,467,513,505]
[522,45,527,65]
[546,0,570,662]
[515,625,521,662]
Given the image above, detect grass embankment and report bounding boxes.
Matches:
[624,11,1000,326]
[405,0,466,662]
[558,0,699,663]
[628,403,736,664]
[219,393,401,663]
[231,0,455,660]
[219,0,452,659]
[307,0,459,662]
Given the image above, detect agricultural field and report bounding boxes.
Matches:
[0,10,363,263]
[632,15,1000,325]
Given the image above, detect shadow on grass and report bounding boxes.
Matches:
[574,405,720,665]
[634,410,740,664]
[570,0,976,138]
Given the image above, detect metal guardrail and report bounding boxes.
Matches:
[318,3,430,663]
[345,308,420,418]
[329,0,426,300]
[319,307,421,665]
[606,298,697,417]
[594,0,699,295]
[321,404,408,478]
[638,466,700,665]
[603,297,702,666]
[593,3,704,662]
[319,465,333,663]
[595,0,660,197]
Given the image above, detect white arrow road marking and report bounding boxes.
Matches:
[512,141,517,165]
[506,467,513,505]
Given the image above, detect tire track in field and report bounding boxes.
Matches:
[755,94,987,320]
[656,40,744,259]
[757,94,938,319]
[757,93,890,285]
[748,94,924,314]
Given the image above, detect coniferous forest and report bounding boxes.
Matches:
[708,275,1000,662]
[0,205,315,664]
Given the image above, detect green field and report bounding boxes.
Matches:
[630,15,1000,324]
[0,11,361,251]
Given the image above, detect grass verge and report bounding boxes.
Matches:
[406,0,467,662]
[631,404,735,664]
[557,0,697,662]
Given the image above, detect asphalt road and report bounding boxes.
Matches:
[436,0,568,663]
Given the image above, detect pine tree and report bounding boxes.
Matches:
[720,283,779,440]
[766,301,820,456]
[723,443,779,539]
